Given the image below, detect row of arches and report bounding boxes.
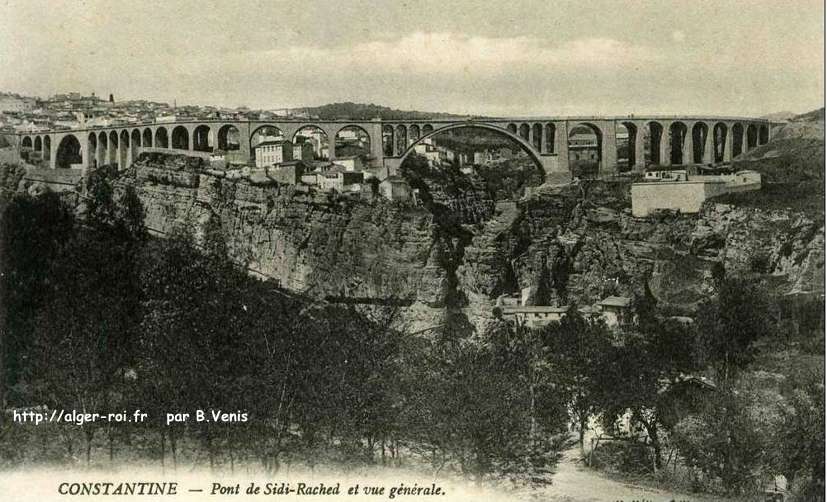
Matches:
[382,124,436,157]
[585,120,770,171]
[21,118,771,173]
[384,119,770,173]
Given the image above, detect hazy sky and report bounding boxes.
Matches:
[0,0,823,116]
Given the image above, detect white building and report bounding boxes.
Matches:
[254,140,293,168]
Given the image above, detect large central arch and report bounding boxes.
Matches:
[396,122,546,180]
[55,134,82,169]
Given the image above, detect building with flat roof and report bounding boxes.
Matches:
[254,140,293,168]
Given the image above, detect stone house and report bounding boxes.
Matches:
[270,160,306,185]
[319,165,364,193]
[254,140,293,168]
[597,296,632,327]
[379,175,411,202]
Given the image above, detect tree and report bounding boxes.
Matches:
[771,367,825,494]
[1,191,75,396]
[595,316,699,470]
[399,320,566,484]
[696,277,773,384]
[542,308,612,454]
[672,383,772,494]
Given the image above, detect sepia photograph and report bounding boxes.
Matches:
[0,1,824,500]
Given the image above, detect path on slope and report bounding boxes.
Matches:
[539,447,723,502]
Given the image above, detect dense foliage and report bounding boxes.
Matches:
[0,170,822,498]
[0,177,566,483]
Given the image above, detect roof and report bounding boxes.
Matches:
[254,140,290,148]
[381,175,409,184]
[599,296,632,308]
[502,306,569,314]
[275,160,305,167]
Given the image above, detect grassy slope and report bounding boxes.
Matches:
[717,109,824,219]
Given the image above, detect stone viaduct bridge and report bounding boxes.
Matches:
[14,115,775,182]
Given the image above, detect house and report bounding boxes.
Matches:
[254,140,293,168]
[293,142,315,161]
[335,155,364,172]
[270,160,306,185]
[301,172,320,186]
[644,170,688,182]
[318,164,364,193]
[500,305,571,328]
[379,175,411,202]
[413,142,441,165]
[597,296,632,327]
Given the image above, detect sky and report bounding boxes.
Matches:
[0,0,823,116]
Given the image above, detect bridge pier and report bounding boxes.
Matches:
[723,124,733,162]
[634,123,646,171]
[599,120,617,176]
[660,121,672,167]
[703,123,714,164]
[555,121,569,173]
[683,124,694,165]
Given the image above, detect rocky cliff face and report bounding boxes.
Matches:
[4,153,823,333]
[130,155,825,332]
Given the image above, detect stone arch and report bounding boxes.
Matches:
[382,125,394,157]
[249,125,285,161]
[568,122,602,176]
[293,125,329,160]
[422,124,434,135]
[669,121,688,165]
[55,134,82,169]
[334,124,371,159]
[87,133,97,168]
[518,123,530,141]
[531,123,542,151]
[34,136,42,152]
[108,131,119,165]
[171,126,189,150]
[713,122,728,163]
[397,122,546,181]
[395,124,407,156]
[193,125,212,152]
[746,124,758,149]
[143,128,153,148]
[507,123,517,135]
[692,122,709,164]
[409,124,421,143]
[119,130,130,169]
[21,136,32,149]
[98,132,108,165]
[131,129,141,162]
[217,124,240,150]
[251,125,284,145]
[644,121,664,165]
[155,127,169,148]
[43,135,51,161]
[759,124,769,145]
[617,122,637,171]
[544,123,556,154]
[731,123,745,157]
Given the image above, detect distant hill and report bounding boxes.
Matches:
[792,107,825,123]
[761,111,796,122]
[302,102,467,120]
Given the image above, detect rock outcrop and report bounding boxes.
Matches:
[2,152,822,333]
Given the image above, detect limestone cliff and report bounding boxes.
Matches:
[3,154,823,334]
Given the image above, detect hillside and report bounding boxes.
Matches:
[303,101,467,120]
[725,107,824,217]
